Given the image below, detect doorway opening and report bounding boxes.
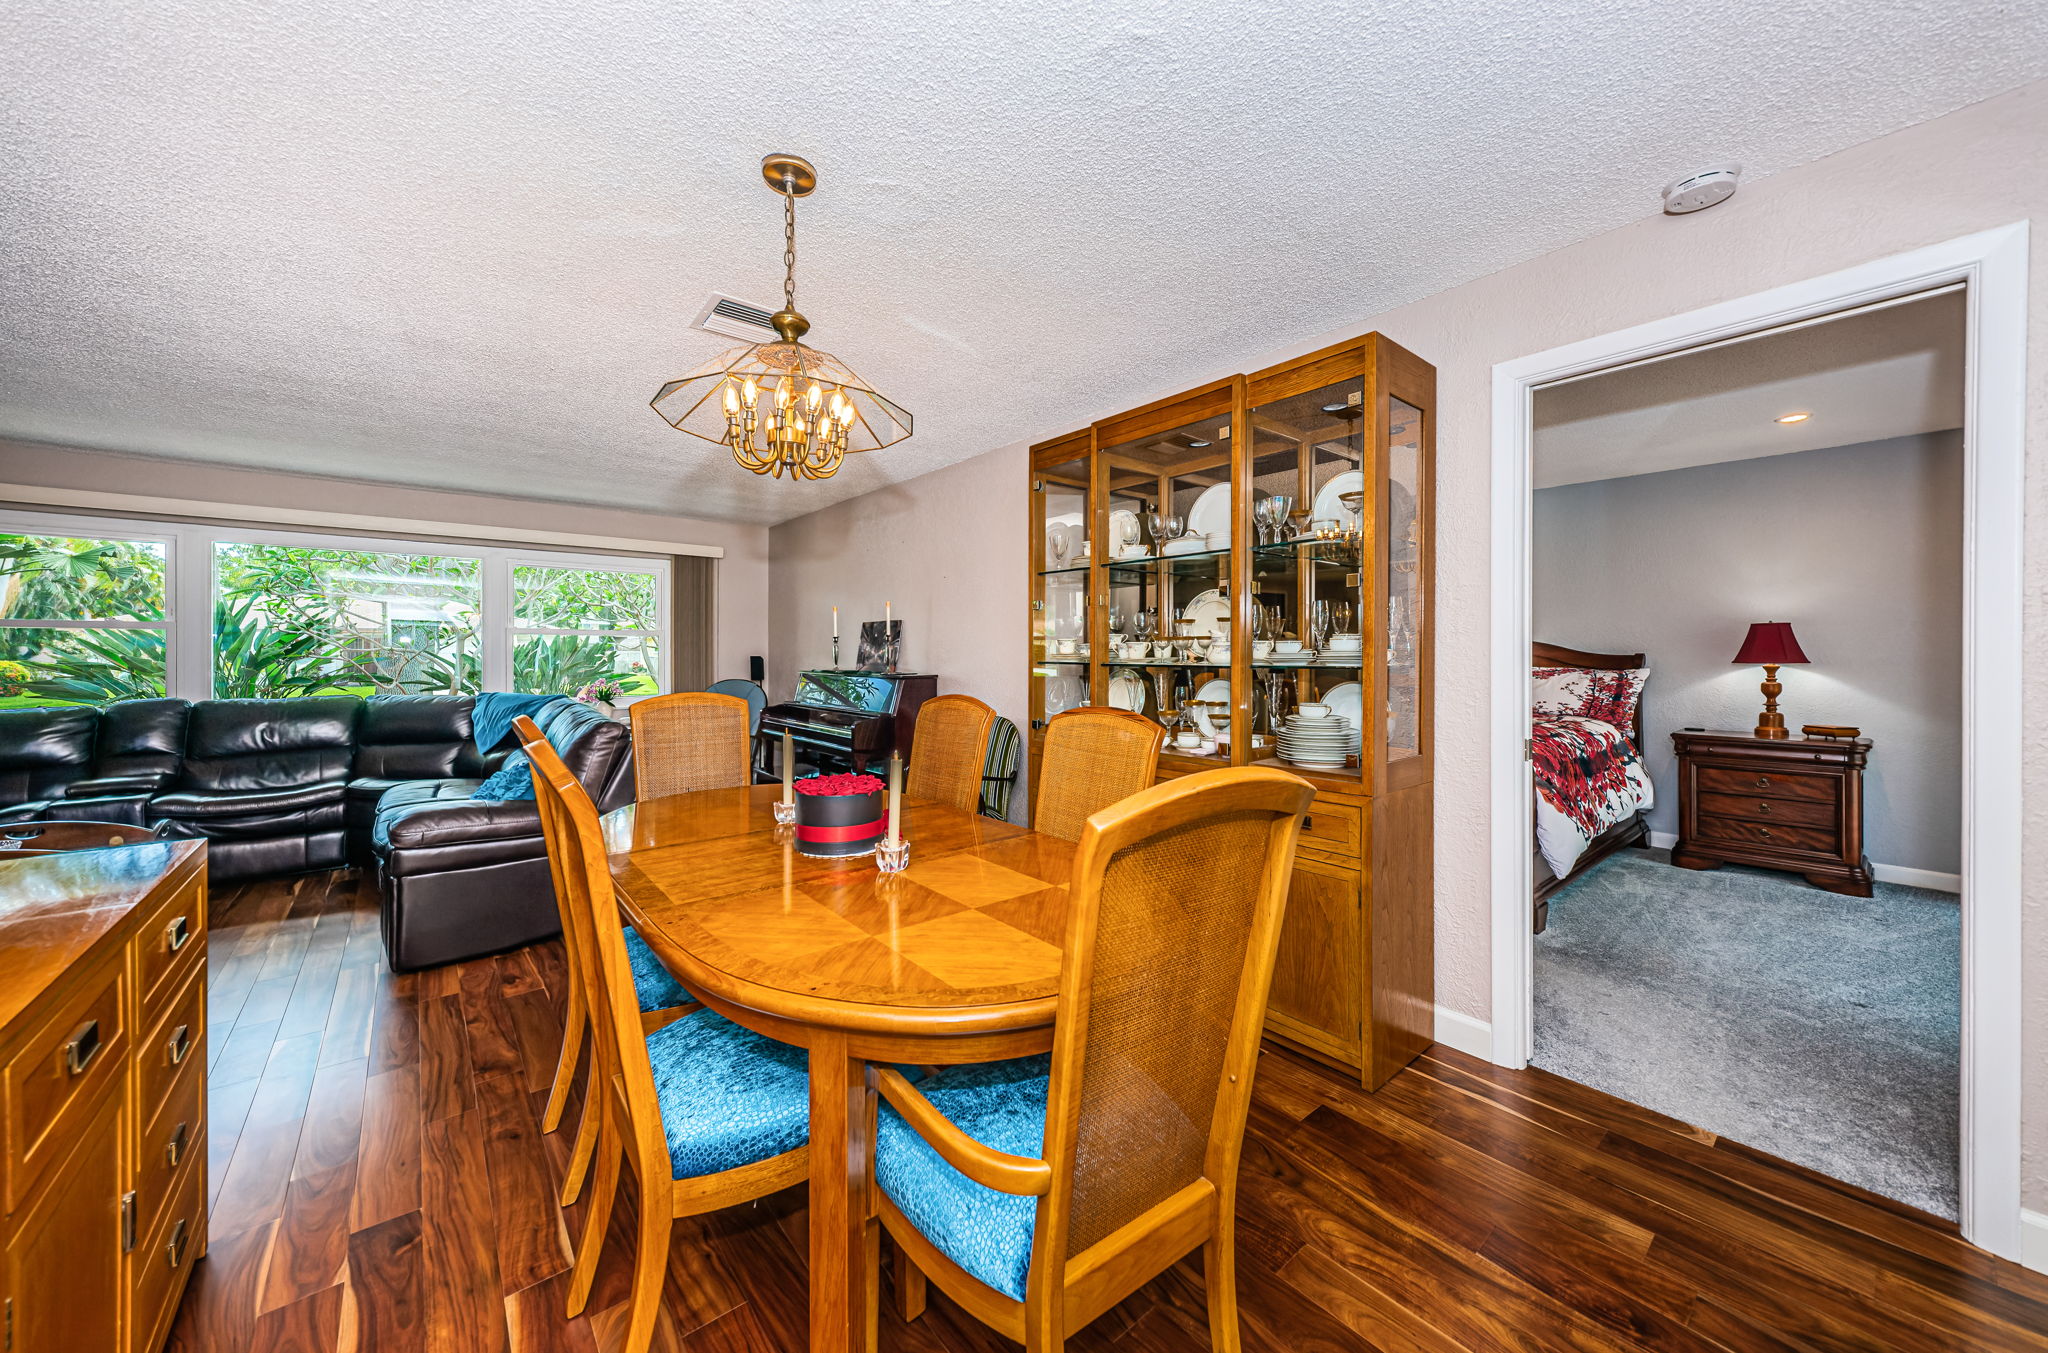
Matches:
[1488,225,2027,1259]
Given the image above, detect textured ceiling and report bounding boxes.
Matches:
[2,2,2042,526]
[1534,289,1965,488]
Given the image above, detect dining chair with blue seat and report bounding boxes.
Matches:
[522,721,697,1209]
[523,720,811,1353]
[869,765,1315,1351]
[705,677,767,733]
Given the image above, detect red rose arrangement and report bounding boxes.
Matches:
[794,773,887,797]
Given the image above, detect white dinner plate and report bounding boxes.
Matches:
[1311,470,1364,526]
[1322,681,1365,749]
[1108,508,1142,557]
[1181,589,1231,640]
[1044,671,1086,718]
[1187,483,1232,539]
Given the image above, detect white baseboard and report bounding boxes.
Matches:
[1871,862,1962,893]
[1432,1005,1493,1061]
[2023,1209,2048,1274]
[1643,831,1957,893]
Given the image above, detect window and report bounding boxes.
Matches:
[0,531,170,706]
[212,543,482,698]
[0,514,672,705]
[510,562,664,697]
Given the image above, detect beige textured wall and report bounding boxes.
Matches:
[768,446,1031,814]
[0,439,773,681]
[769,80,2048,1206]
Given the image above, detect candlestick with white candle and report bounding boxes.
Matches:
[774,730,796,823]
[876,750,910,872]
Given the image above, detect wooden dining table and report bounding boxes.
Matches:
[604,783,1078,1353]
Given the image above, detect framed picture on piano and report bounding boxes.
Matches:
[857,620,901,671]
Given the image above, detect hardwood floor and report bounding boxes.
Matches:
[173,869,2048,1352]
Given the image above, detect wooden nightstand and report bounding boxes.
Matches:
[1671,729,1874,897]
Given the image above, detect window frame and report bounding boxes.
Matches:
[0,509,673,703]
[0,510,179,702]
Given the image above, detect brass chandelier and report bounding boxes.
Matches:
[650,154,912,481]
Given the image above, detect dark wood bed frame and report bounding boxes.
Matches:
[1532,641,1652,933]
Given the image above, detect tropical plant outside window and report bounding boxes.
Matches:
[0,528,670,707]
[511,564,662,697]
[0,533,169,706]
[212,544,482,698]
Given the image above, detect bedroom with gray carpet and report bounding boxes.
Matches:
[1533,849,1960,1217]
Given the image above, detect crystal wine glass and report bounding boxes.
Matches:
[1047,524,1070,569]
[1144,510,1170,552]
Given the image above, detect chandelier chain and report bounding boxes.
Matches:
[782,174,798,312]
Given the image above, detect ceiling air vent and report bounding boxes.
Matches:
[692,293,779,342]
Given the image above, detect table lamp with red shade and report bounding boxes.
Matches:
[1732,621,1810,739]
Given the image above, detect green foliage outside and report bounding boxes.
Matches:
[0,534,663,707]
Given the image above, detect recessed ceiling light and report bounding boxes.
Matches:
[1188,440,1211,447]
[1776,412,1811,424]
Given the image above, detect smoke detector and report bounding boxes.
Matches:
[1662,163,1743,215]
[691,293,779,342]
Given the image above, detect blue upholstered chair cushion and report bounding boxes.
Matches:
[644,1009,810,1178]
[874,1054,1052,1302]
[623,925,691,1010]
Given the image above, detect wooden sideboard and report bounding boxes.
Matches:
[0,838,207,1353]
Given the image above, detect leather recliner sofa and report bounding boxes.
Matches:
[371,698,631,971]
[0,694,634,969]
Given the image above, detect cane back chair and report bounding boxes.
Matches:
[1028,707,1165,842]
[523,720,810,1353]
[871,765,1316,1351]
[903,693,997,813]
[626,691,754,801]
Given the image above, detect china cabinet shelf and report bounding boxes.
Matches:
[1026,330,1435,1092]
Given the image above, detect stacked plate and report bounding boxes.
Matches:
[1275,713,1356,770]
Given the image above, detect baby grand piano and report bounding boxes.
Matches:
[758,669,939,775]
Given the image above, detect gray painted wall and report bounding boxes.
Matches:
[1532,431,1962,875]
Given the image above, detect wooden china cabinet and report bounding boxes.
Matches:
[1026,331,1434,1089]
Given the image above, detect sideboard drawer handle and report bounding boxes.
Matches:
[165,1121,189,1169]
[1759,827,1772,839]
[1757,802,1771,814]
[64,1019,102,1076]
[166,1218,189,1269]
[1304,815,1315,831]
[1755,775,1771,790]
[167,1023,191,1066]
[166,915,192,952]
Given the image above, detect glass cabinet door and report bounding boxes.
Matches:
[1247,374,1370,781]
[1097,399,1236,763]
[1030,437,1092,732]
[1385,397,1426,767]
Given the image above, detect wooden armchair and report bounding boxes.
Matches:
[1028,706,1164,840]
[626,691,753,800]
[871,765,1316,1350]
[904,693,997,813]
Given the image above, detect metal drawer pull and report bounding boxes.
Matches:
[168,1024,192,1066]
[1303,815,1315,831]
[63,1019,102,1076]
[166,1218,189,1269]
[1759,827,1772,839]
[1754,775,1771,789]
[166,1121,189,1169]
[1757,802,1772,814]
[166,915,192,952]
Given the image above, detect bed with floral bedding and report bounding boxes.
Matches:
[1531,645,1655,931]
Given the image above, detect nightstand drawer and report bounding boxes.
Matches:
[1697,791,1836,827]
[1696,815,1837,855]
[1697,766,1838,804]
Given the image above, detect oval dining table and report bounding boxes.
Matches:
[604,782,1078,1353]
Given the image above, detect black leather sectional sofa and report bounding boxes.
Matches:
[0,694,632,970]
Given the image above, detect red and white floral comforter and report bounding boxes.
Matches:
[1532,715,1654,881]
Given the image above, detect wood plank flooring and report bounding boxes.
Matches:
[172,869,2048,1352]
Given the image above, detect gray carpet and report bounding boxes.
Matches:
[1533,848,1960,1218]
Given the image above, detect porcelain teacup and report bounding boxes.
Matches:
[1252,640,1275,659]
[1297,703,1332,720]
[1274,639,1305,656]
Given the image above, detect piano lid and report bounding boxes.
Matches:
[789,669,931,715]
